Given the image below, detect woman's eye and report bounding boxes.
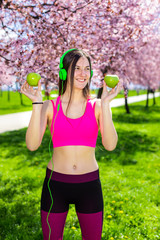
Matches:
[75,67,90,71]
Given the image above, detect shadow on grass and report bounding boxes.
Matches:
[96,128,159,165]
[112,105,160,124]
[0,129,46,239]
[0,186,43,240]
[0,128,51,169]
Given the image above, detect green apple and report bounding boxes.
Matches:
[104,75,119,88]
[26,73,41,86]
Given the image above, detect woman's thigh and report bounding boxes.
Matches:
[75,179,104,240]
[75,179,104,213]
[40,177,69,240]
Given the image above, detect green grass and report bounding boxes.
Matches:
[0,90,58,115]
[0,99,160,239]
[0,89,148,115]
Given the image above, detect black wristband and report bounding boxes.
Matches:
[32,102,43,104]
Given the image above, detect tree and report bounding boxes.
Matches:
[125,37,160,108]
[0,0,159,111]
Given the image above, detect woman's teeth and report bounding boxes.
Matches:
[77,79,85,82]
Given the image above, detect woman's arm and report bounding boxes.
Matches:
[97,80,122,151]
[25,101,51,151]
[21,80,52,151]
[98,99,118,151]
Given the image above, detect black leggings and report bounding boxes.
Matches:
[41,167,104,240]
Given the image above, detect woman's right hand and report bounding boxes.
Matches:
[20,80,43,103]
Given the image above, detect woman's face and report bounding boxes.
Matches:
[73,57,91,89]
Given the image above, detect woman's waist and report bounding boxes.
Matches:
[45,166,100,183]
[52,146,95,160]
[47,156,98,174]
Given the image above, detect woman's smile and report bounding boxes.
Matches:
[76,79,86,82]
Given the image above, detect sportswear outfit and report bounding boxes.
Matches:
[40,96,104,240]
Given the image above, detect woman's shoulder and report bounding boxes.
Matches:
[89,96,101,107]
[88,97,101,118]
[42,97,58,120]
[44,96,59,107]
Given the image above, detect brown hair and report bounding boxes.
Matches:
[58,49,92,117]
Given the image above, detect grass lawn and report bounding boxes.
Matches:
[0,99,160,240]
[0,89,148,115]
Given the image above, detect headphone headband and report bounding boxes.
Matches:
[59,48,78,69]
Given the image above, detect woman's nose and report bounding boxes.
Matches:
[80,69,87,76]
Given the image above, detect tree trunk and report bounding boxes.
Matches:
[8,86,10,102]
[45,80,50,100]
[0,87,2,97]
[19,92,24,105]
[153,91,156,105]
[125,96,130,113]
[124,86,130,114]
[146,88,149,108]
[97,87,103,99]
[17,83,24,105]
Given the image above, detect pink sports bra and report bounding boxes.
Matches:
[50,96,99,148]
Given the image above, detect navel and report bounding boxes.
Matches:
[73,164,77,170]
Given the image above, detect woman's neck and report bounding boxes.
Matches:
[60,92,87,104]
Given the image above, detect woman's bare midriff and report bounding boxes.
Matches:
[47,146,99,174]
[47,97,100,174]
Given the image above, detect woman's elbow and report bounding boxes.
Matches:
[26,144,39,151]
[26,141,40,151]
[103,138,118,151]
[104,144,117,151]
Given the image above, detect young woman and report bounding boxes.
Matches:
[21,49,122,240]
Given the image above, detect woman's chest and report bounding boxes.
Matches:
[48,98,99,130]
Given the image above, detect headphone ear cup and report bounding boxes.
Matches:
[91,70,93,78]
[59,68,67,81]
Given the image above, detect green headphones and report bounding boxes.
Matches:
[59,48,93,81]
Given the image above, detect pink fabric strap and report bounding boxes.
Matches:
[50,99,55,111]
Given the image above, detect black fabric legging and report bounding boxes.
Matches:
[40,167,104,240]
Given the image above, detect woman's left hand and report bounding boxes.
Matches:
[101,80,123,105]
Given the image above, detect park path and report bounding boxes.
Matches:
[0,92,159,134]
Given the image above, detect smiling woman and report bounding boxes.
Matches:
[58,49,93,116]
[21,48,122,240]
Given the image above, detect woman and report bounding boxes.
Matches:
[21,49,122,240]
